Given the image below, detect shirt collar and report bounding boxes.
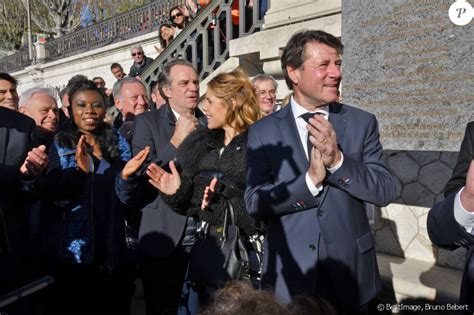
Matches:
[290,96,329,120]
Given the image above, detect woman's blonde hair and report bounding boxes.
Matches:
[207,68,261,133]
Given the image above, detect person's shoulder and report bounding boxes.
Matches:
[250,107,284,130]
[0,107,35,129]
[466,121,474,130]
[136,108,162,122]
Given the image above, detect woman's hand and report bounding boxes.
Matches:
[122,146,150,180]
[146,160,181,195]
[201,177,217,210]
[76,135,91,173]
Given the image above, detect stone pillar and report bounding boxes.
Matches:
[34,40,46,63]
[264,0,341,29]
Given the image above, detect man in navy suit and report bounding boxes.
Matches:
[116,59,205,314]
[244,30,396,313]
[428,122,474,314]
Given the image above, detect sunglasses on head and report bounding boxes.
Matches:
[132,52,143,56]
[172,12,183,19]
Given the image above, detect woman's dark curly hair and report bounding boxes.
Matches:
[56,79,121,163]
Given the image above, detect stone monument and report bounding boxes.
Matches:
[342,0,473,151]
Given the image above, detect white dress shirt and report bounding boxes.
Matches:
[454,187,474,233]
[290,98,344,196]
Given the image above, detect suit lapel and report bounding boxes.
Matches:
[329,102,347,146]
[278,106,308,173]
[0,127,8,164]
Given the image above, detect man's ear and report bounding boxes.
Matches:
[286,65,299,86]
[162,86,172,99]
[114,98,123,112]
[19,107,27,114]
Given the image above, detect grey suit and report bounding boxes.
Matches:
[245,102,396,311]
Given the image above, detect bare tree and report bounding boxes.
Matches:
[87,0,147,24]
[0,0,27,51]
[22,0,91,37]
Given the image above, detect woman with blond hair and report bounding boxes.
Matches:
[146,68,262,312]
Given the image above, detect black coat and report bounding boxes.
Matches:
[162,127,256,236]
[0,107,41,293]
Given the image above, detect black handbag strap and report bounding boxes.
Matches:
[222,200,236,242]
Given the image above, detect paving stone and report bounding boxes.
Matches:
[405,236,436,263]
[387,152,419,184]
[387,204,418,251]
[419,161,454,194]
[407,151,440,167]
[440,151,459,169]
[402,182,436,207]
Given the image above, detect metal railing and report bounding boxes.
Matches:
[0,48,34,73]
[0,0,183,73]
[141,0,263,84]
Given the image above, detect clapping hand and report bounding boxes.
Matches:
[75,135,91,173]
[146,160,181,195]
[307,146,326,187]
[122,146,150,180]
[307,115,341,168]
[461,160,474,212]
[201,177,218,210]
[20,145,49,179]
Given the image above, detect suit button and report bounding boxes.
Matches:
[309,244,316,251]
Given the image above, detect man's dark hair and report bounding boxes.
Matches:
[151,73,167,101]
[110,63,123,71]
[160,59,196,89]
[0,73,18,86]
[281,30,343,89]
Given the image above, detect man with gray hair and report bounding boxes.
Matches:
[129,45,153,78]
[111,76,150,143]
[252,74,279,116]
[18,87,59,147]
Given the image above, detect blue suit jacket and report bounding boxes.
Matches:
[244,102,396,310]
[428,122,474,312]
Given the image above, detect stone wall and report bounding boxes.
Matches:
[374,150,465,270]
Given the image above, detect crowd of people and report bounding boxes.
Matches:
[0,26,472,315]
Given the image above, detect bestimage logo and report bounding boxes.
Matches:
[449,0,473,25]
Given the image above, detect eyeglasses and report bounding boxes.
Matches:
[94,81,105,86]
[131,52,143,57]
[257,90,276,97]
[171,12,183,20]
